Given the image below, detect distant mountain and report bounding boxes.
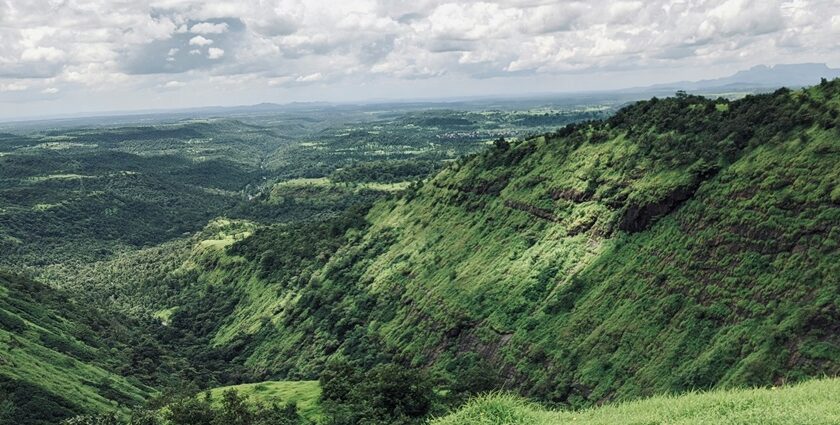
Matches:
[648,63,840,92]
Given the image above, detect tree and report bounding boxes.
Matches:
[129,409,160,425]
[362,364,433,420]
[320,360,358,404]
[493,137,510,151]
[254,402,303,425]
[320,362,434,425]
[214,390,252,425]
[0,399,15,425]
[164,395,215,425]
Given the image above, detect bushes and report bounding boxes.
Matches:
[60,390,306,425]
[319,361,434,425]
[0,309,26,333]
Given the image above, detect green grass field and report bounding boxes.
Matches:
[206,381,322,422]
[433,377,840,425]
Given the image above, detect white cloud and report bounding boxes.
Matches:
[591,37,628,57]
[295,72,323,82]
[0,0,838,113]
[190,22,229,34]
[20,46,65,62]
[0,82,28,92]
[207,47,225,59]
[267,76,293,86]
[41,87,59,94]
[163,80,185,88]
[189,35,214,46]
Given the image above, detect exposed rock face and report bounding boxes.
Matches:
[504,199,560,222]
[550,188,592,203]
[618,184,698,232]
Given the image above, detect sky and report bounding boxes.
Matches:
[1,0,839,119]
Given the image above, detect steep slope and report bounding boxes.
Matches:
[166,81,840,407]
[0,272,152,424]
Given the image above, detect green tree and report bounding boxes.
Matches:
[320,362,434,425]
[164,395,215,425]
[254,402,303,425]
[213,390,252,425]
[129,409,160,425]
[0,399,15,425]
[320,360,358,404]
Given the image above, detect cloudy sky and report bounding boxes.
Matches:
[1,0,839,119]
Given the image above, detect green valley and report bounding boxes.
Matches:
[4,1,840,423]
[1,82,838,424]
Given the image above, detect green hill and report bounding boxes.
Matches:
[168,81,839,407]
[432,377,840,425]
[3,82,838,423]
[0,271,152,424]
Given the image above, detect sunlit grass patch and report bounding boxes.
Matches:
[206,380,322,421]
[433,378,840,425]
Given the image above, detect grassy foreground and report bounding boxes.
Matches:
[206,380,322,422]
[432,377,840,425]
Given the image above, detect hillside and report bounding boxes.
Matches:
[433,377,840,425]
[1,82,838,423]
[164,80,840,409]
[0,271,151,424]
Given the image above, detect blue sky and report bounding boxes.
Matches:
[1,0,839,119]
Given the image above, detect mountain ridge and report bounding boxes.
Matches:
[644,62,840,92]
[160,80,840,408]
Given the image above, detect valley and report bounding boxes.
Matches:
[1,83,839,424]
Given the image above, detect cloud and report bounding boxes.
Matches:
[295,72,323,83]
[700,0,785,38]
[20,46,65,62]
[189,35,214,46]
[207,47,225,59]
[190,22,229,34]
[0,0,838,113]
[162,80,185,89]
[41,87,59,94]
[0,82,28,92]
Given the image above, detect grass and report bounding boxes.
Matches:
[153,307,177,325]
[433,377,840,425]
[197,219,256,250]
[271,177,410,193]
[206,380,322,422]
[273,177,332,188]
